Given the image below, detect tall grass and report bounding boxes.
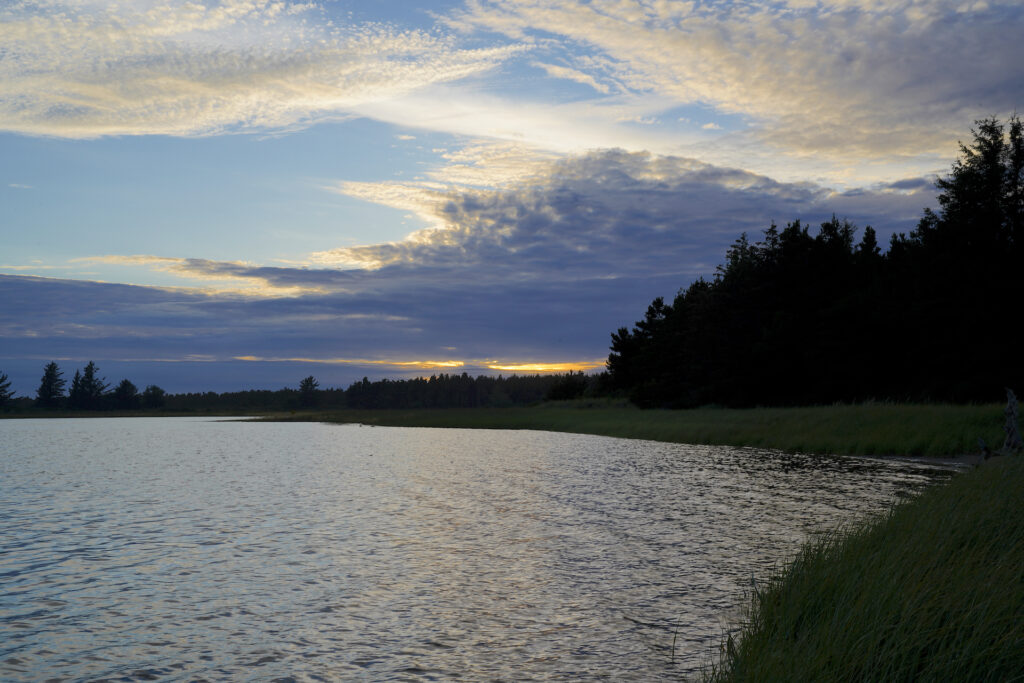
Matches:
[273,401,1004,457]
[703,455,1024,681]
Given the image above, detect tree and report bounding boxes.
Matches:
[142,385,167,410]
[68,370,84,409]
[36,361,66,408]
[69,361,108,410]
[915,115,1024,253]
[856,226,881,260]
[112,379,140,410]
[903,116,1024,398]
[545,371,589,401]
[298,375,320,408]
[0,372,14,409]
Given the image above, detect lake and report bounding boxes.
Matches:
[0,417,951,680]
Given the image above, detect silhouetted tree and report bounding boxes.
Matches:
[69,361,108,410]
[36,362,66,408]
[142,385,167,410]
[0,372,14,409]
[916,115,1023,253]
[112,379,140,410]
[545,371,589,401]
[298,375,320,408]
[68,370,82,408]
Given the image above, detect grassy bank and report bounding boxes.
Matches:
[704,454,1024,681]
[268,401,1004,458]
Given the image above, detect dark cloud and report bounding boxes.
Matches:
[1,151,940,393]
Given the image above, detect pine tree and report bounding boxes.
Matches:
[69,362,108,410]
[36,362,66,408]
[0,372,15,408]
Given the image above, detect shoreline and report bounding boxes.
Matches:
[703,454,1022,681]
[258,402,1004,460]
[4,401,1003,460]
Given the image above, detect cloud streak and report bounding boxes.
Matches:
[0,0,520,138]
[449,0,1024,161]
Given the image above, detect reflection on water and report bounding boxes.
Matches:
[0,418,951,680]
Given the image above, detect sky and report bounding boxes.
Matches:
[1,0,1021,394]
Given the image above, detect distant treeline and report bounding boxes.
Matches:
[0,363,598,413]
[607,117,1024,407]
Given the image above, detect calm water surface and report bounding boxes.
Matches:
[0,418,952,681]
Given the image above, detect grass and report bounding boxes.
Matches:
[268,400,1005,457]
[702,454,1024,682]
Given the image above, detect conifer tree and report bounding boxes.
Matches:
[0,372,14,408]
[36,362,66,408]
[69,362,108,410]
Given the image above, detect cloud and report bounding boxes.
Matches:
[319,149,933,273]
[532,61,612,94]
[72,255,333,296]
[235,355,468,370]
[0,0,521,138]
[347,81,709,172]
[448,0,1024,161]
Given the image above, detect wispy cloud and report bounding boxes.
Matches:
[235,355,468,370]
[73,255,331,296]
[532,61,612,94]
[0,0,522,138]
[448,0,1024,162]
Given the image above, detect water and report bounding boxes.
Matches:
[0,418,952,681]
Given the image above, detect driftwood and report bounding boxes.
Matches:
[1002,388,1023,454]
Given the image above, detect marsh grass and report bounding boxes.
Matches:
[702,455,1024,682]
[273,401,1003,457]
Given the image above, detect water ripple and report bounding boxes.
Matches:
[0,418,950,680]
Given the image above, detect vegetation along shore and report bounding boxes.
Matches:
[702,454,1023,681]
[266,401,1005,460]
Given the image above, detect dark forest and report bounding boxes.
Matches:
[607,117,1023,407]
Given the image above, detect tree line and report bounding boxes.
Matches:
[11,361,169,411]
[0,364,597,413]
[606,116,1024,407]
